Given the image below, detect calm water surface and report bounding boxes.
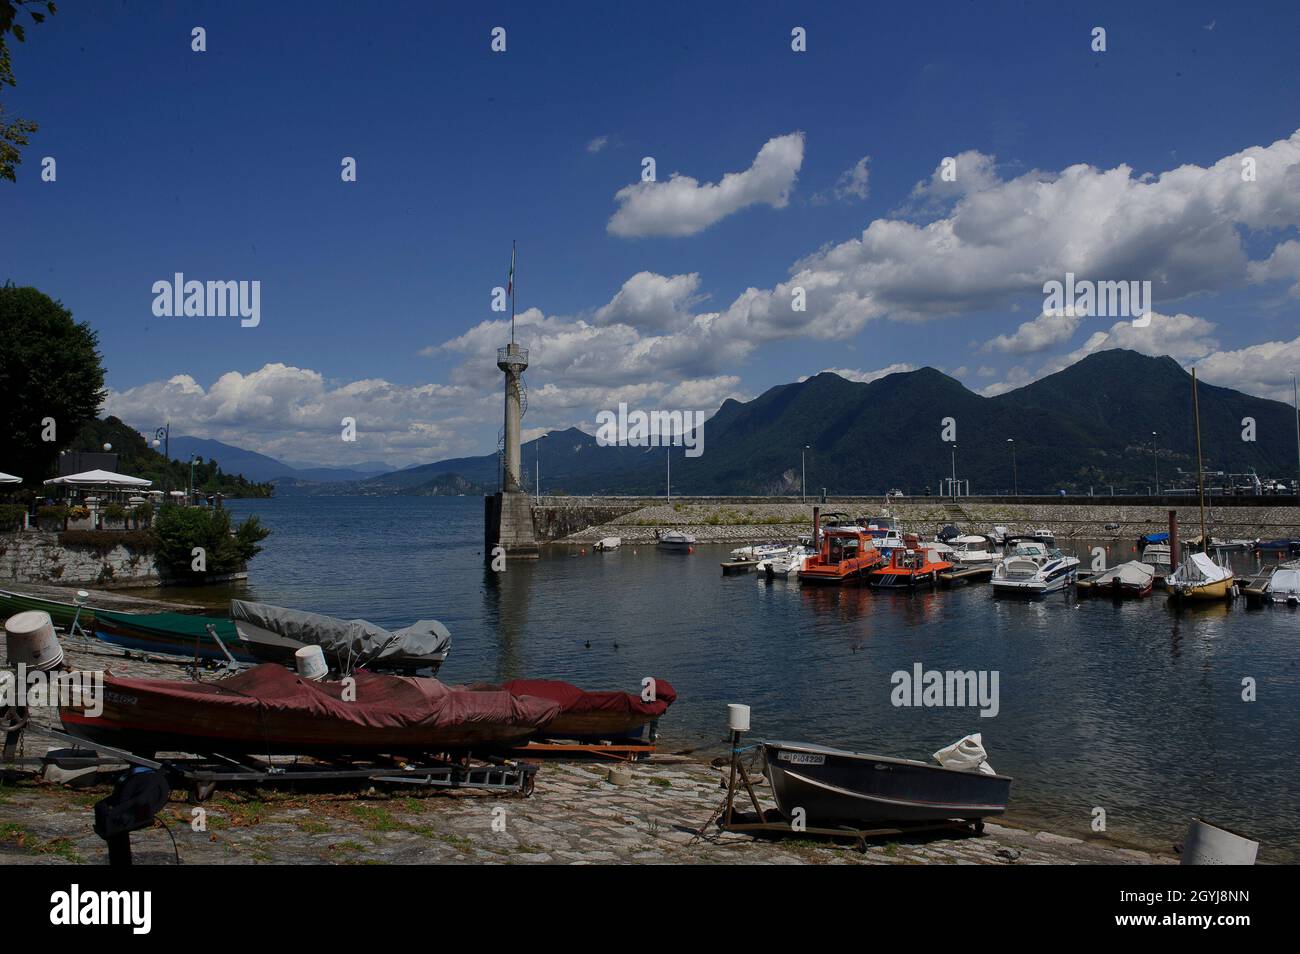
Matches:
[159,496,1298,860]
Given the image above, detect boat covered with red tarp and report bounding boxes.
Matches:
[482,678,676,740]
[60,663,561,756]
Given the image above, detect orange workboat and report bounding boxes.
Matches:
[868,548,954,588]
[798,528,884,585]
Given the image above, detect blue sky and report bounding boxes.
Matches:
[5,1,1300,467]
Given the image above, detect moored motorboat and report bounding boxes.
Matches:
[656,530,696,551]
[798,528,883,585]
[1263,561,1300,605]
[1079,560,1154,599]
[593,536,622,551]
[868,548,954,588]
[59,664,560,757]
[991,542,1079,596]
[761,740,1012,826]
[731,542,788,561]
[1141,542,1172,571]
[760,545,814,579]
[948,534,999,566]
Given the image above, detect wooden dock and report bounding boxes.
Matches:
[937,565,993,586]
[720,559,758,575]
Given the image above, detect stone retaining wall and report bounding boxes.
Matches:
[0,531,160,586]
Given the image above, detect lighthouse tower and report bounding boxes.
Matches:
[484,244,539,559]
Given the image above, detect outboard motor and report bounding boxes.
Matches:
[93,767,171,865]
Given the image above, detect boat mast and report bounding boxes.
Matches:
[1192,367,1207,552]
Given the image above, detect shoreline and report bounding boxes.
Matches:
[0,632,1181,866]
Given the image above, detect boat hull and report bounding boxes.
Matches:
[762,742,1011,826]
[1168,578,1234,601]
[60,665,559,757]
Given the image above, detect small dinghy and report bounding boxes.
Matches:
[1167,552,1234,602]
[60,664,561,757]
[762,737,1012,826]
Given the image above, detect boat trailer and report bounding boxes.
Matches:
[36,728,538,801]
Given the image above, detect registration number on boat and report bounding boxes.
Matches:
[777,752,825,765]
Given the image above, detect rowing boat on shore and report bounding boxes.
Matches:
[762,740,1012,826]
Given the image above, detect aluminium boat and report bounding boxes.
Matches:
[762,741,1012,826]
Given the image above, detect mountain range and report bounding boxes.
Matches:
[172,351,1300,497]
[167,437,395,484]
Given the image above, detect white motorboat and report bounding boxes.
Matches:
[731,542,789,561]
[949,534,999,566]
[1141,542,1172,570]
[761,546,816,580]
[656,530,696,551]
[988,526,1011,545]
[1264,561,1300,605]
[593,536,622,551]
[991,542,1080,596]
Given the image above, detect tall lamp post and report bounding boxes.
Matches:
[801,444,810,501]
[950,443,957,500]
[666,447,671,503]
[189,454,199,503]
[1152,431,1159,495]
[152,423,170,492]
[1007,438,1017,496]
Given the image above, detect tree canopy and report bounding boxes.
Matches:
[0,283,106,483]
[0,1,55,182]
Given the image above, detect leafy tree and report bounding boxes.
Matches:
[152,504,270,578]
[0,1,55,182]
[0,283,105,483]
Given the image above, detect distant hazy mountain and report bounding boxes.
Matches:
[173,351,1300,496]
[167,436,393,484]
[340,350,1298,496]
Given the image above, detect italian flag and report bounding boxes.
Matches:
[507,242,515,297]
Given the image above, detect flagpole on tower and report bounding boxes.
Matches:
[509,239,517,344]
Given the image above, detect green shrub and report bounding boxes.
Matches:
[0,504,25,532]
[37,505,67,520]
[152,505,269,576]
[103,503,127,520]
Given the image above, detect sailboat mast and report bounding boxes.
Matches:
[1192,367,1206,551]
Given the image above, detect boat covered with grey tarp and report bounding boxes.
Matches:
[230,600,451,674]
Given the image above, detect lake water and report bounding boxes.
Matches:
[172,496,1297,860]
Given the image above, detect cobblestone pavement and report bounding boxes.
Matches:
[0,753,1174,866]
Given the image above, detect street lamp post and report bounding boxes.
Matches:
[152,424,170,462]
[1292,372,1299,493]
[1007,438,1017,496]
[1152,431,1159,495]
[801,444,810,501]
[189,455,198,502]
[666,447,671,502]
[950,443,957,500]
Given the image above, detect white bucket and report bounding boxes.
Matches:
[727,703,751,733]
[294,644,328,681]
[4,611,65,672]
[1180,817,1258,865]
